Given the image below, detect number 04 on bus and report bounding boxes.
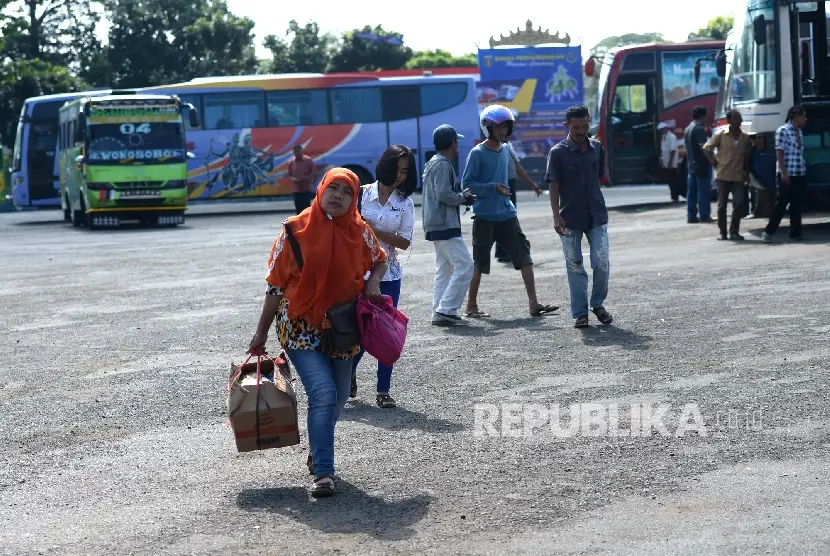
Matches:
[58,93,200,229]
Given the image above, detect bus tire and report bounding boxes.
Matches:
[62,193,71,222]
[345,165,373,186]
[71,200,84,228]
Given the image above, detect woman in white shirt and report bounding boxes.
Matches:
[351,145,417,408]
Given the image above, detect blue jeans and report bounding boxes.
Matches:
[686,166,712,221]
[559,224,610,319]
[286,349,354,478]
[352,278,401,393]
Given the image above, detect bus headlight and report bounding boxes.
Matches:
[163,180,187,189]
[86,182,112,190]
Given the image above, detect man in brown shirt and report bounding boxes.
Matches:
[703,110,752,240]
[287,145,316,214]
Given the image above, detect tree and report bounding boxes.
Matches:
[182,3,258,78]
[0,58,87,145]
[327,25,412,72]
[104,0,257,88]
[263,20,335,73]
[689,15,734,41]
[1,0,102,67]
[405,49,477,69]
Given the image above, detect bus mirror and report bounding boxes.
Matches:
[716,51,727,77]
[74,154,84,169]
[753,14,767,45]
[185,103,201,128]
[693,59,701,84]
[584,58,596,78]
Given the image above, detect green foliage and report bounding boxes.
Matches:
[689,15,734,41]
[327,25,413,72]
[405,49,477,69]
[263,20,336,73]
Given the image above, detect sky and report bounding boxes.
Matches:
[226,0,738,60]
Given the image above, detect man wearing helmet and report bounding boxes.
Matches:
[545,105,613,328]
[460,104,559,318]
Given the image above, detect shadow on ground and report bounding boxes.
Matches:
[744,220,830,244]
[578,325,653,351]
[340,399,464,433]
[236,481,434,541]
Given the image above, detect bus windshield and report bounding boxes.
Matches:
[87,122,186,165]
[732,0,779,103]
[592,51,614,125]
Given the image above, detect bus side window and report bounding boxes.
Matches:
[330,87,382,124]
[203,92,264,130]
[267,90,328,127]
[421,83,468,115]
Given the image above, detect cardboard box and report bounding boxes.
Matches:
[227,358,300,452]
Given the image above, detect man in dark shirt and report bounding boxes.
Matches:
[683,105,713,223]
[546,105,613,329]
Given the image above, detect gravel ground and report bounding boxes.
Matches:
[2,192,830,555]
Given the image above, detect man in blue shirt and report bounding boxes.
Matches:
[462,104,558,319]
[546,105,613,328]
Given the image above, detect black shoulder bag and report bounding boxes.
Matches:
[283,222,360,354]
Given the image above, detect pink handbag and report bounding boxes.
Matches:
[357,293,409,367]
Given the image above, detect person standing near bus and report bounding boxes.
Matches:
[546,105,613,329]
[763,106,809,243]
[684,106,714,223]
[495,140,543,263]
[422,124,475,326]
[349,144,417,408]
[287,145,316,214]
[462,105,558,319]
[702,109,751,241]
[658,123,682,202]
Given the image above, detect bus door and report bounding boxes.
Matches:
[381,86,424,183]
[608,73,658,184]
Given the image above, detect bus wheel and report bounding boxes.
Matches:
[346,166,373,186]
[71,200,84,228]
[63,193,71,222]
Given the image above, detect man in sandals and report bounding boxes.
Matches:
[461,104,558,319]
[546,105,613,328]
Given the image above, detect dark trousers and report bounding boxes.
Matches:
[765,174,807,238]
[495,178,518,260]
[293,191,314,215]
[717,180,746,236]
[351,279,402,394]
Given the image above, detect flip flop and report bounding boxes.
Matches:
[465,310,491,318]
[531,304,559,317]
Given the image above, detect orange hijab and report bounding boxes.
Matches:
[285,167,370,328]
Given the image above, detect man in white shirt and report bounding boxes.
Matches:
[659,123,682,202]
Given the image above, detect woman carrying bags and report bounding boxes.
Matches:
[350,145,417,409]
[248,167,388,498]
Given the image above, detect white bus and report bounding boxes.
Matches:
[710,0,830,202]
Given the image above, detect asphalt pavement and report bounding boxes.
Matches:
[2,187,830,555]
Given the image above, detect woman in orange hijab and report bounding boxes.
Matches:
[248,167,388,497]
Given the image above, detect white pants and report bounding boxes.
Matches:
[432,237,474,316]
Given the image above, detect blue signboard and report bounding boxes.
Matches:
[476,46,583,158]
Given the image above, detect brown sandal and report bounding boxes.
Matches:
[592,307,613,325]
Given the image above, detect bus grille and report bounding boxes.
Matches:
[113,181,164,189]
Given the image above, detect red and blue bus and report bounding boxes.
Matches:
[586,40,725,185]
[12,73,480,208]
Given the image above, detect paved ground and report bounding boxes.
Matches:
[2,190,830,555]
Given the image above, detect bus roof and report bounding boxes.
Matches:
[146,73,382,92]
[22,89,116,104]
[607,40,725,56]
